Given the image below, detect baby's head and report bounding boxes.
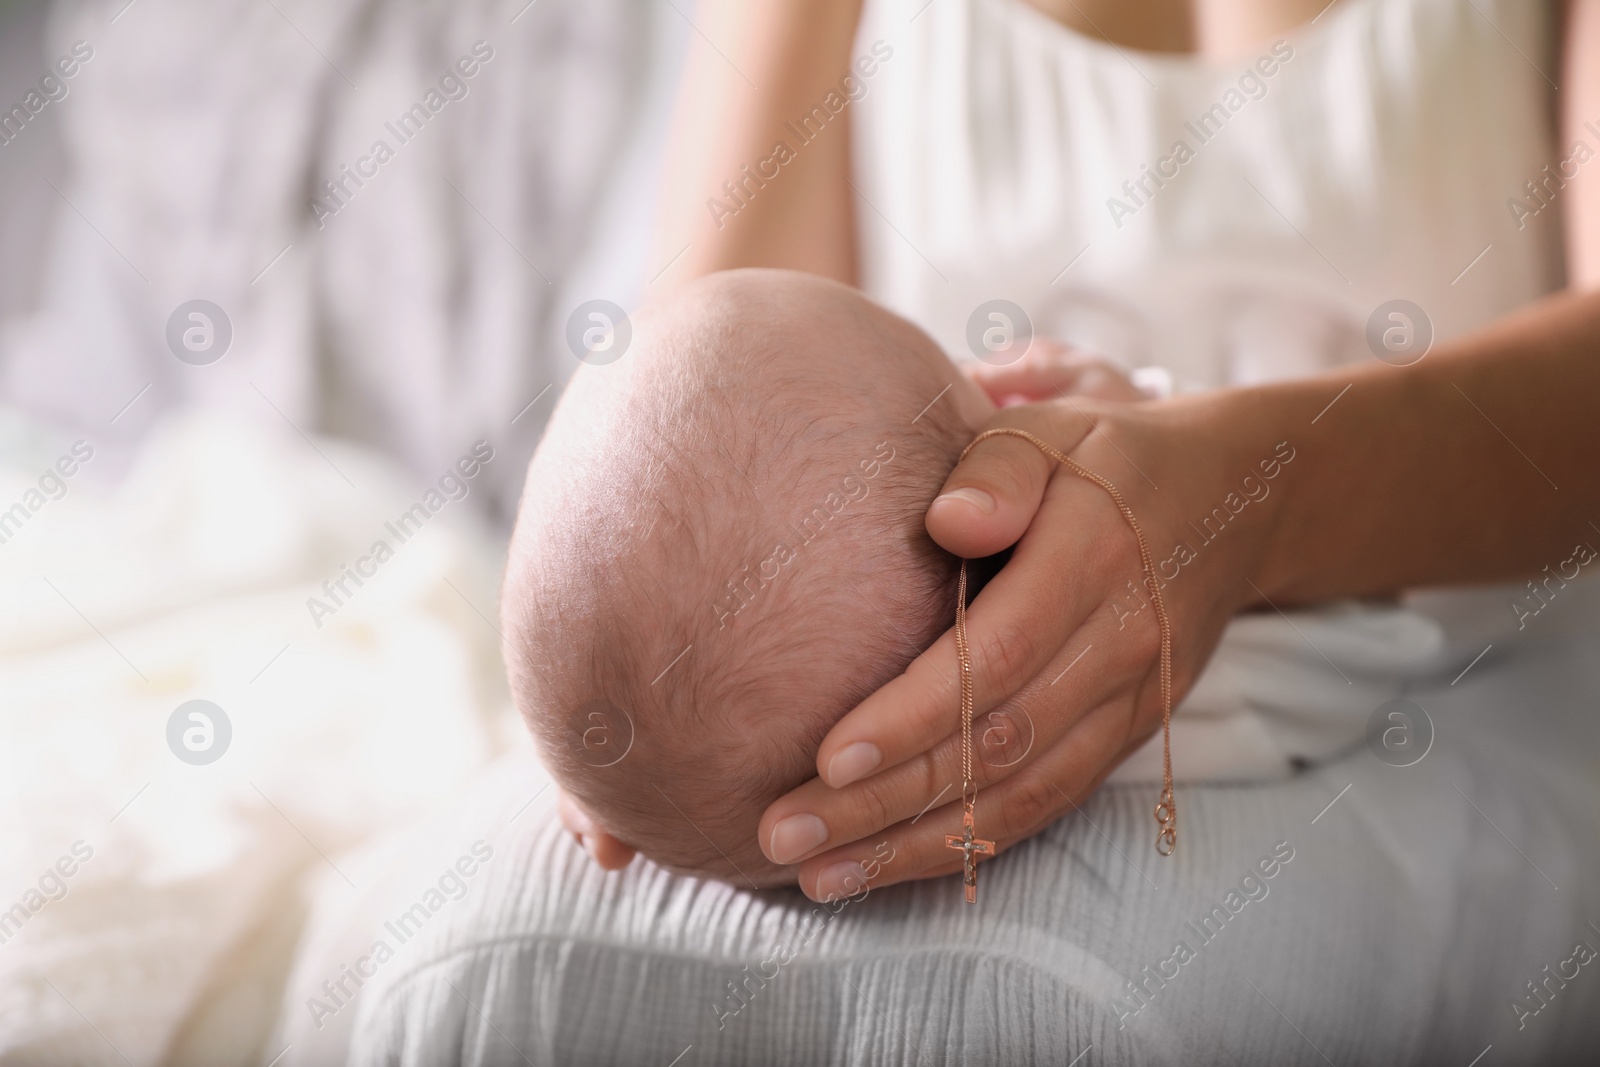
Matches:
[502,269,990,885]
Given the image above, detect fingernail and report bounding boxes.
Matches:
[934,487,996,514]
[768,814,829,864]
[826,741,882,787]
[813,861,870,902]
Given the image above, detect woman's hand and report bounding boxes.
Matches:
[757,396,1272,901]
[965,338,1153,406]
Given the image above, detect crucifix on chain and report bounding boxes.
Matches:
[941,429,1180,907]
[945,803,994,904]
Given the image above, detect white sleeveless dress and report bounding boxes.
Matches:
[854,0,1581,784]
[854,0,1563,386]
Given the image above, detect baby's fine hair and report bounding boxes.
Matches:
[503,270,972,883]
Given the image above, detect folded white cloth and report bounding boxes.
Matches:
[1113,599,1455,784]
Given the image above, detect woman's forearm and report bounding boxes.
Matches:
[1214,288,1600,604]
[652,0,863,290]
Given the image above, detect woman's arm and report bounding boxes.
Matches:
[651,0,863,289]
[1244,287,1600,604]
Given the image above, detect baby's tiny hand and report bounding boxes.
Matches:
[558,788,637,870]
[966,339,1150,406]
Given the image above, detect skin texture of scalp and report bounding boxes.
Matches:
[501,269,993,885]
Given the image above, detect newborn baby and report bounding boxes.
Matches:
[501,269,996,886]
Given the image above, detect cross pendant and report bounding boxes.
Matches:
[945,807,995,904]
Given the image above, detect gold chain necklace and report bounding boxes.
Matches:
[946,427,1176,905]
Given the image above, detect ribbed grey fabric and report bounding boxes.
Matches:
[339,721,1599,1065]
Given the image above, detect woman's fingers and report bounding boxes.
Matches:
[826,407,1127,788]
[925,432,1052,560]
[925,403,1097,560]
[972,362,1144,405]
[794,697,1138,901]
[763,570,1137,867]
[818,469,1116,785]
[758,502,1147,868]
[968,342,1146,405]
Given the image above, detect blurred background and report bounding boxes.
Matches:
[0,1,688,1061]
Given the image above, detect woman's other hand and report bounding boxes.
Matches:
[965,338,1154,406]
